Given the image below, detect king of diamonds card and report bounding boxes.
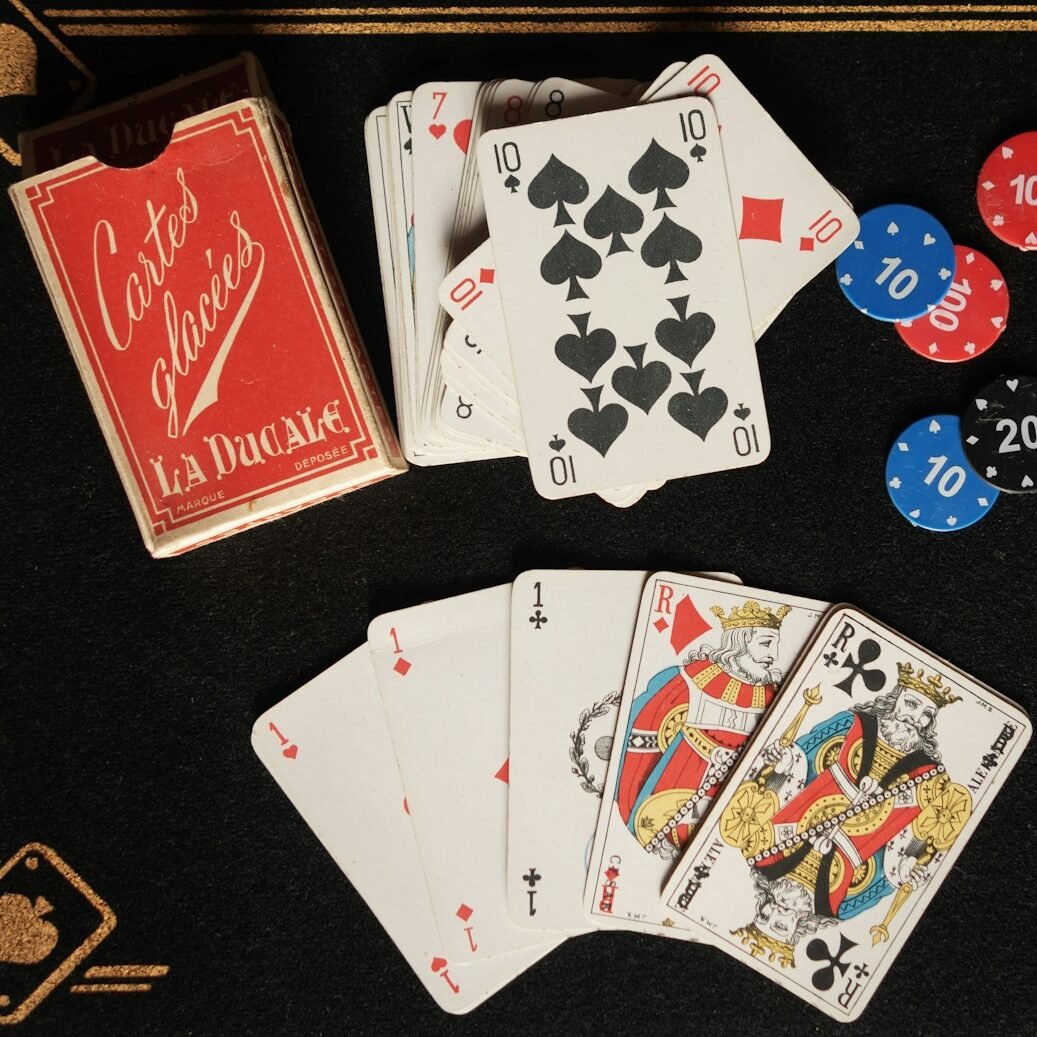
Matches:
[585,572,826,934]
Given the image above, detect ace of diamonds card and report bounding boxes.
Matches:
[477,98,769,499]
[10,97,404,556]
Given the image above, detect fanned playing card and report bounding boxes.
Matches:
[648,56,859,335]
[584,572,827,936]
[478,98,769,498]
[369,586,568,963]
[507,569,740,932]
[660,607,1030,1022]
[251,645,559,1014]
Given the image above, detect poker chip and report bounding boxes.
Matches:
[886,414,999,531]
[835,204,955,322]
[894,246,1009,362]
[977,132,1037,250]
[961,374,1037,494]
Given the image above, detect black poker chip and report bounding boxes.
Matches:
[961,374,1037,493]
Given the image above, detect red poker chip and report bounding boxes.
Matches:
[977,131,1037,250]
[894,245,1008,363]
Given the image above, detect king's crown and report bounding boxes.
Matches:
[711,601,791,631]
[896,662,961,708]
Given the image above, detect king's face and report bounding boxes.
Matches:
[895,688,937,731]
[745,627,779,669]
[756,899,799,943]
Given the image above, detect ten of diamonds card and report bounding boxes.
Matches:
[478,97,769,499]
[660,606,1030,1021]
[10,98,404,556]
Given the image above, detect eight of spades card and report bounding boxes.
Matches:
[648,56,859,337]
[584,573,827,936]
[368,586,568,964]
[252,645,561,1015]
[478,98,769,499]
[507,569,741,933]
[660,607,1030,1022]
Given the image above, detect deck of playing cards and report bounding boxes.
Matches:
[365,58,859,505]
[10,58,405,557]
[253,569,1028,1019]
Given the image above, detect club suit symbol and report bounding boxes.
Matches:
[834,638,885,696]
[806,932,857,991]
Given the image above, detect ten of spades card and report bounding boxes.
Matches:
[584,572,827,935]
[659,606,1030,1022]
[507,569,740,933]
[252,644,559,1014]
[478,98,769,498]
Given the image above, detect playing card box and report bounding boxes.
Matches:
[10,94,405,557]
[19,52,270,176]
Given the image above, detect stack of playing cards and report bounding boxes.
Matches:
[365,57,860,506]
[253,569,1029,1020]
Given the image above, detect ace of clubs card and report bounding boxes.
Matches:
[507,569,740,933]
[477,97,769,499]
[660,606,1030,1022]
[251,645,560,1014]
[585,572,827,935]
[368,586,567,963]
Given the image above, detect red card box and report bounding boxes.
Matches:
[18,53,268,176]
[10,97,405,556]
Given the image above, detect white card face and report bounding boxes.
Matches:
[441,323,520,421]
[649,56,860,335]
[593,482,657,508]
[525,77,630,123]
[412,82,482,401]
[439,239,513,382]
[507,569,741,932]
[585,573,828,936]
[478,98,769,498]
[659,607,1031,1022]
[451,79,537,265]
[639,61,692,101]
[369,586,568,963]
[439,347,524,455]
[365,107,410,442]
[251,645,560,1014]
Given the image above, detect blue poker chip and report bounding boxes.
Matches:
[886,414,999,531]
[836,204,956,321]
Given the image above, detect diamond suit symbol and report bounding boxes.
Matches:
[393,657,411,676]
[456,904,473,922]
[738,196,783,243]
[670,594,712,656]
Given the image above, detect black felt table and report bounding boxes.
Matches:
[1,6,1035,1035]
